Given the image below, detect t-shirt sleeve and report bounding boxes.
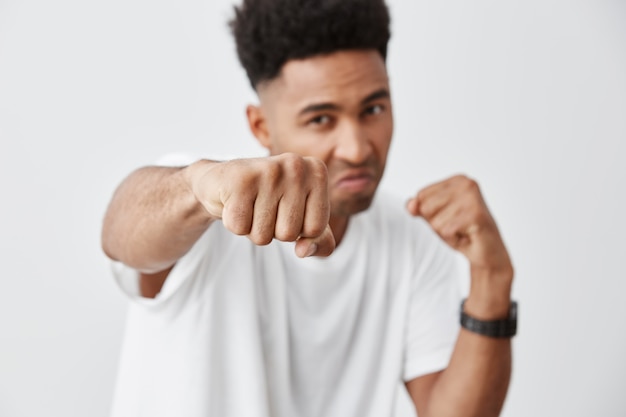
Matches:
[111,228,215,307]
[403,220,469,382]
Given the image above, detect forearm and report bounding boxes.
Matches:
[425,268,514,417]
[101,161,215,273]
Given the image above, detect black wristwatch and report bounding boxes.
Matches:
[460,299,518,338]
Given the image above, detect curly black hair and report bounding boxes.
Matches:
[230,0,391,89]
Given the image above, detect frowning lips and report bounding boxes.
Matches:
[333,168,377,192]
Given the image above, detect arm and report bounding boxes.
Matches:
[101,154,335,294]
[101,161,216,274]
[405,175,514,417]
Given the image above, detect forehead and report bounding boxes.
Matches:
[259,50,390,109]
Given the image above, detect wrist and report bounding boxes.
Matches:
[461,299,518,338]
[182,159,220,223]
[465,266,514,320]
[184,159,218,186]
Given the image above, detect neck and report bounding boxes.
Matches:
[329,215,350,247]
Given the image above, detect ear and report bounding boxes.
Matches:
[246,105,272,149]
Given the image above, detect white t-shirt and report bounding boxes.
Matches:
[110,165,467,417]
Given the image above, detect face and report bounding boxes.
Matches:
[248,49,394,218]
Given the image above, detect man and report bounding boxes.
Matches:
[102,0,516,416]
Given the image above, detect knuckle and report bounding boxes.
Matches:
[415,190,427,205]
[419,201,434,218]
[306,157,328,182]
[225,217,249,236]
[451,173,468,182]
[222,205,251,235]
[430,216,445,233]
[471,211,487,225]
[304,221,326,238]
[441,224,457,239]
[274,224,299,242]
[461,175,479,191]
[248,230,273,246]
[281,153,305,174]
[262,159,283,184]
[284,155,308,186]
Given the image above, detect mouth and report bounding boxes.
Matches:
[334,170,377,193]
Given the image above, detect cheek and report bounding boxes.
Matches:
[271,127,335,161]
[370,118,394,158]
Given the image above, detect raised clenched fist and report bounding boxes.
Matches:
[188,153,335,258]
[406,175,513,275]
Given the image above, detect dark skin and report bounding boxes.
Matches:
[102,50,513,417]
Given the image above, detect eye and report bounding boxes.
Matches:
[308,114,331,126]
[364,104,384,116]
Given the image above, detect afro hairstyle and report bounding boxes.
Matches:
[229,0,391,89]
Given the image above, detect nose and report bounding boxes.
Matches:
[333,119,372,165]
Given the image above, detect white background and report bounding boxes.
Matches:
[1,0,625,416]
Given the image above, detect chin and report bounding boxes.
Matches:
[331,193,376,217]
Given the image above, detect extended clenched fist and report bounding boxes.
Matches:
[189,153,335,258]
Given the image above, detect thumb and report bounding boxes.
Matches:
[294,225,336,258]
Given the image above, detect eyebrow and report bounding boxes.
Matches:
[298,102,339,116]
[297,88,390,117]
[361,88,390,105]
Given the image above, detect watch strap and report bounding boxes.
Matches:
[460,299,518,338]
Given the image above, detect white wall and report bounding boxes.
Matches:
[1,0,624,416]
